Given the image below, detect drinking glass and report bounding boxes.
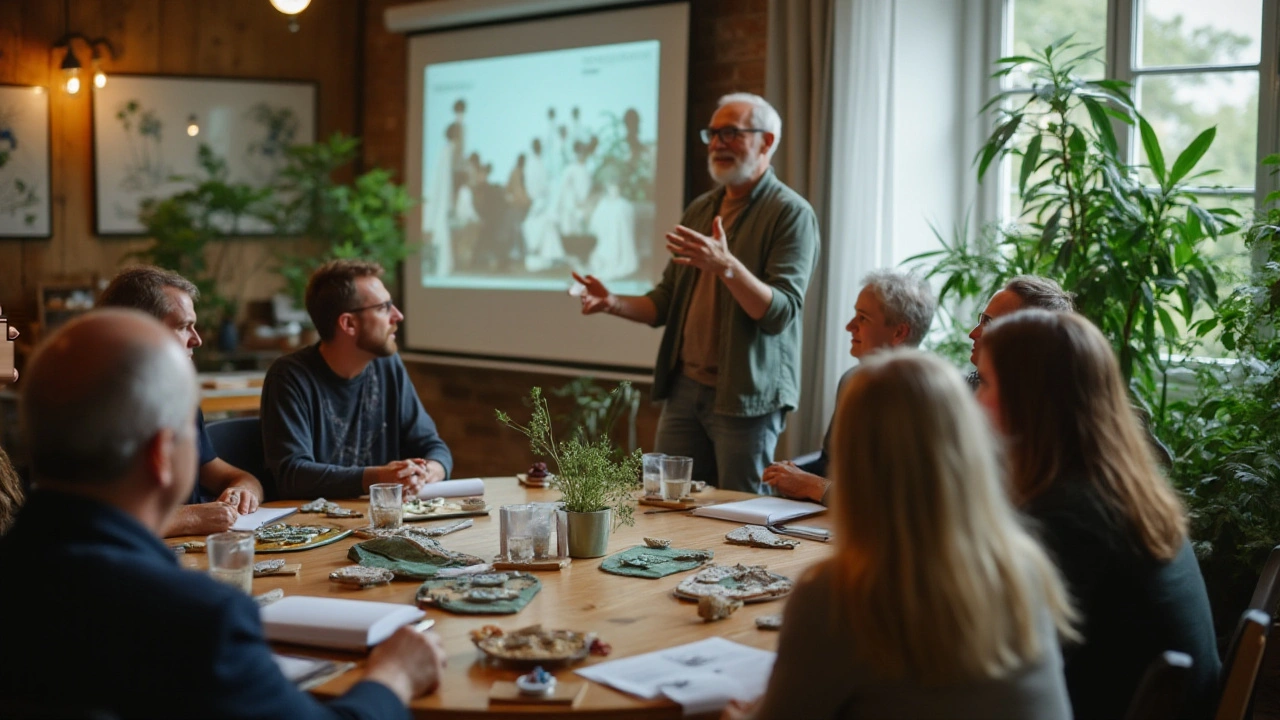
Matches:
[503,504,534,563]
[642,452,665,497]
[661,455,694,501]
[529,504,557,559]
[369,483,404,529]
[207,531,254,593]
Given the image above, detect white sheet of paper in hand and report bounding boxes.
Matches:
[416,477,486,500]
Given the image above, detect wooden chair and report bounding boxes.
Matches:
[1124,651,1193,720]
[1215,609,1271,720]
[1248,545,1280,617]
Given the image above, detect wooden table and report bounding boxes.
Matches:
[176,478,834,718]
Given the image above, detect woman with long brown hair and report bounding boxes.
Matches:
[976,309,1219,719]
[733,350,1075,720]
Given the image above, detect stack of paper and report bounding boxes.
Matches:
[691,497,825,526]
[417,477,486,500]
[576,637,775,715]
[260,596,425,651]
[271,654,356,691]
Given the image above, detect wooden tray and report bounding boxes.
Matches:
[404,505,490,522]
[516,473,552,488]
[492,557,572,571]
[489,680,587,706]
[639,497,700,510]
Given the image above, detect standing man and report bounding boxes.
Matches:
[573,93,819,493]
[261,259,454,499]
[100,267,264,536]
[1,310,444,718]
[763,270,936,502]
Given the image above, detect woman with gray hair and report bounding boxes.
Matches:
[764,270,936,503]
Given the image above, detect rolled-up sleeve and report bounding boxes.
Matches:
[644,261,679,327]
[756,205,820,335]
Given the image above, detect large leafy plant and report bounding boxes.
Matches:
[911,37,1240,413]
[497,384,642,527]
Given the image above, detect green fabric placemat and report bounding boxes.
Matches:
[415,572,542,615]
[348,536,484,580]
[599,546,714,579]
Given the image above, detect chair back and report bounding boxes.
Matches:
[204,416,275,501]
[1215,609,1271,720]
[1248,545,1280,617]
[1124,651,1193,720]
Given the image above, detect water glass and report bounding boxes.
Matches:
[661,455,694,501]
[207,531,255,593]
[529,504,557,559]
[503,504,534,563]
[642,452,665,497]
[369,483,404,529]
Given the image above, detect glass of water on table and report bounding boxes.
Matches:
[370,483,404,529]
[661,455,694,501]
[207,531,255,593]
[642,452,665,497]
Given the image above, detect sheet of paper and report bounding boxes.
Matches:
[271,653,355,690]
[575,637,775,711]
[690,497,825,526]
[416,477,486,500]
[260,595,425,651]
[232,506,297,532]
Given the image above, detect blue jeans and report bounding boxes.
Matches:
[654,374,786,494]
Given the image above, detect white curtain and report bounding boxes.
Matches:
[777,0,898,454]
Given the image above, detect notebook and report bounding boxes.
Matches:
[690,497,825,526]
[271,654,356,691]
[260,596,426,651]
[231,506,297,532]
[416,477,486,500]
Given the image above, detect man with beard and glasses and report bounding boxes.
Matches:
[261,260,454,499]
[572,92,819,493]
[100,266,265,536]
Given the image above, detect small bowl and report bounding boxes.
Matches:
[515,669,557,696]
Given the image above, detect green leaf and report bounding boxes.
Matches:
[1168,127,1217,187]
[1081,96,1118,156]
[1019,135,1042,196]
[1138,115,1166,185]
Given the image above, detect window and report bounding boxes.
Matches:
[997,0,1275,271]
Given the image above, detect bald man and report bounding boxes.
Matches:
[0,310,444,718]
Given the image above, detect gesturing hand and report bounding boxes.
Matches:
[666,217,734,276]
[571,272,617,315]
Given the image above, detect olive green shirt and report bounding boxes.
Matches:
[645,167,819,417]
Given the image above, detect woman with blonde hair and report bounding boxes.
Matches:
[733,350,1075,720]
[976,309,1219,719]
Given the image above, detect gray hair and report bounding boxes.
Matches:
[1004,275,1075,312]
[22,311,197,485]
[717,92,782,159]
[861,270,937,347]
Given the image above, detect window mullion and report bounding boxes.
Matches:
[1110,0,1135,163]
[1257,0,1280,207]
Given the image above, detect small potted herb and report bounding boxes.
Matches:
[497,384,641,558]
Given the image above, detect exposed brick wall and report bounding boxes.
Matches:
[362,0,768,475]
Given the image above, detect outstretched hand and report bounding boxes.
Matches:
[665,217,734,276]
[571,272,616,315]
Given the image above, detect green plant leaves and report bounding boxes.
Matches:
[1169,127,1217,188]
[1138,115,1166,185]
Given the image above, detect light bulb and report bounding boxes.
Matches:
[93,70,106,88]
[65,73,81,95]
[269,0,311,14]
[186,114,199,137]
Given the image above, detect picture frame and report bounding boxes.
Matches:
[0,83,53,239]
[91,74,317,236]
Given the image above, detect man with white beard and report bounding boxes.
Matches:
[572,93,819,493]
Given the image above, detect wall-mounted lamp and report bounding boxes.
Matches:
[269,0,312,33]
[186,115,200,137]
[54,33,117,95]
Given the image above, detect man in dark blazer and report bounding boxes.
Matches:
[0,309,444,719]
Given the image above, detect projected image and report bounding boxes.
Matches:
[421,41,659,293]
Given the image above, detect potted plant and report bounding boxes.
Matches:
[497,384,642,558]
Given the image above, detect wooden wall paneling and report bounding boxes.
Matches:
[0,1,28,311]
[156,0,200,75]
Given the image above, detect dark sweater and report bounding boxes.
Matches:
[1026,481,1220,719]
[261,344,453,499]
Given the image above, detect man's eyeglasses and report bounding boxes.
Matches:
[699,127,766,145]
[346,299,395,315]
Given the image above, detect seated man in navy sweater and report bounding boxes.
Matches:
[0,309,444,718]
[262,259,454,499]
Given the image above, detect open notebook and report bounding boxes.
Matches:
[416,477,486,500]
[231,506,297,532]
[691,497,825,526]
[260,596,425,651]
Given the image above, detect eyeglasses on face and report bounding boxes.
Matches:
[699,126,766,145]
[346,299,396,315]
